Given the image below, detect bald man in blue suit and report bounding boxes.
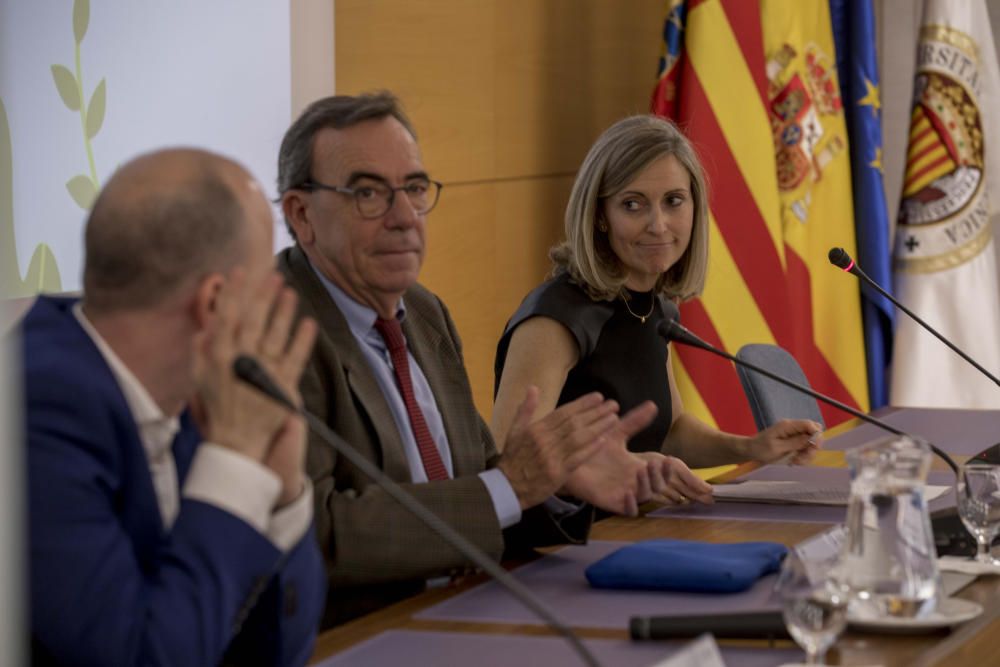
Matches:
[23,149,324,666]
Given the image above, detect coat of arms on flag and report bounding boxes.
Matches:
[890,0,1000,409]
[767,42,847,219]
[897,27,989,271]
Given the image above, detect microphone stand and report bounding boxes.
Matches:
[655,318,959,475]
[829,247,1000,388]
[656,315,1000,557]
[233,356,602,667]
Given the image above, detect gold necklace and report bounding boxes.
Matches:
[621,292,655,324]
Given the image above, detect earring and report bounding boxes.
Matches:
[597,221,608,233]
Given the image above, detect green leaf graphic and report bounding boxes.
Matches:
[73,0,89,44]
[86,79,105,139]
[51,65,80,111]
[66,174,97,210]
[0,98,63,298]
[25,243,62,294]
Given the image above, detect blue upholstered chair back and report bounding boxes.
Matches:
[735,344,825,432]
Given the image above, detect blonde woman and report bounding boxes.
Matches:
[493,115,821,506]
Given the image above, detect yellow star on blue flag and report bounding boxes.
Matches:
[869,146,883,172]
[830,0,894,408]
[858,77,880,117]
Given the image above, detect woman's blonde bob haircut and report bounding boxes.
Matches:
[551,114,709,301]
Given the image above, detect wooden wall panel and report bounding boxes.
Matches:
[420,177,572,412]
[335,1,498,182]
[491,176,575,325]
[335,0,665,418]
[492,1,667,177]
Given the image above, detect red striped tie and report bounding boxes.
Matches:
[373,317,449,481]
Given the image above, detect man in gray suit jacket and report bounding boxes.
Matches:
[276,92,660,628]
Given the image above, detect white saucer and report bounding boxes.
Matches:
[938,555,1000,576]
[848,597,983,634]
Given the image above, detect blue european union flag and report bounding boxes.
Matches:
[830,0,895,408]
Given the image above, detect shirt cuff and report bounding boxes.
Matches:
[266,480,314,552]
[182,443,281,535]
[478,469,522,529]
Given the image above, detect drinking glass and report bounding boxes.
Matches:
[956,462,1000,565]
[775,550,849,665]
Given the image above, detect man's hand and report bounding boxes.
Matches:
[496,388,626,510]
[559,404,715,515]
[560,442,649,517]
[497,391,659,512]
[264,414,310,508]
[193,269,317,505]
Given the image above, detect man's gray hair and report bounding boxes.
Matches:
[277,91,416,240]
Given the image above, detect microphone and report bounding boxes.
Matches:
[233,355,602,667]
[630,610,789,641]
[654,309,958,474]
[234,356,294,408]
[828,247,1000,389]
[656,307,1000,559]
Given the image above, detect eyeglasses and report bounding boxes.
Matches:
[297,177,443,219]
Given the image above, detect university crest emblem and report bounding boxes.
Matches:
[896,25,990,273]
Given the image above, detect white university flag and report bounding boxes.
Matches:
[890,0,1000,408]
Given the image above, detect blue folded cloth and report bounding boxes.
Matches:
[584,539,787,593]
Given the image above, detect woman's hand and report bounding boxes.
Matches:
[633,451,714,505]
[748,419,823,465]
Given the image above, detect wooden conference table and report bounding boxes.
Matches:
[310,408,1000,666]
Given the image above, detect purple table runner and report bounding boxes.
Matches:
[825,407,1000,455]
[314,629,802,667]
[415,541,782,628]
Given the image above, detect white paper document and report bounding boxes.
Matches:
[647,633,726,667]
[713,480,950,506]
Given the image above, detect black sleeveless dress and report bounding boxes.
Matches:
[495,272,673,453]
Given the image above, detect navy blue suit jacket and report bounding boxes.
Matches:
[24,296,325,666]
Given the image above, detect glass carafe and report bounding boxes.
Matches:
[841,435,940,620]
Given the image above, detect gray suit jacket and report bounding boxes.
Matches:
[277,246,591,628]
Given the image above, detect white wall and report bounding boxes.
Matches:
[0,0,296,297]
[0,333,23,667]
[291,0,336,118]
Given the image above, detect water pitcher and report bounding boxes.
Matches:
[841,435,940,619]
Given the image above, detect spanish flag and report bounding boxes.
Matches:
[652,0,869,431]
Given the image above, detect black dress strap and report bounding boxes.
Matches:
[495,273,674,454]
[494,272,614,396]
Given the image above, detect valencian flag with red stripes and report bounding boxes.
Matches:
[651,0,869,432]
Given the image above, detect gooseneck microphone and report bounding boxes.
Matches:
[828,247,1000,389]
[654,307,959,475]
[656,304,1000,562]
[233,356,602,667]
[630,610,788,641]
